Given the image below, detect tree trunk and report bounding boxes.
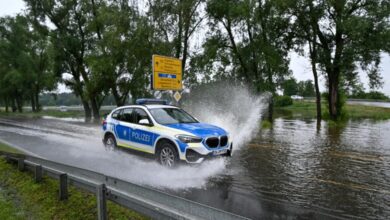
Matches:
[328,73,339,120]
[175,9,183,59]
[313,66,321,120]
[16,97,23,113]
[268,95,274,121]
[309,39,321,121]
[112,87,124,107]
[90,98,100,120]
[31,95,36,112]
[35,91,41,112]
[82,100,92,120]
[5,98,9,113]
[11,98,17,112]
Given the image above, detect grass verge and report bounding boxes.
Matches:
[0,156,147,220]
[0,142,23,155]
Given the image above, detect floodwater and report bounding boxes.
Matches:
[186,118,390,219]
[0,116,389,219]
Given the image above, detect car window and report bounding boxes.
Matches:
[134,108,151,125]
[111,109,121,120]
[149,108,198,125]
[121,108,134,123]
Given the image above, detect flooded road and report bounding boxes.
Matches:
[0,115,389,219]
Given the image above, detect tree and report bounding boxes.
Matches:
[293,0,390,120]
[26,0,107,120]
[203,0,294,119]
[282,78,299,96]
[0,15,57,112]
[147,0,204,85]
[298,80,316,97]
[87,0,154,106]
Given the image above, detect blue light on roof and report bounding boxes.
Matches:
[136,99,168,105]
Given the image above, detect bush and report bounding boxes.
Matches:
[274,96,293,107]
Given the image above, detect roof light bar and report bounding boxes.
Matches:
[136,98,168,105]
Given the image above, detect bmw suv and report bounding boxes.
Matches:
[102,99,233,167]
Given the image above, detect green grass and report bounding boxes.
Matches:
[276,101,390,120]
[0,142,23,155]
[0,189,25,220]
[0,157,147,220]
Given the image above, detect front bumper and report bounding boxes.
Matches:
[183,142,233,163]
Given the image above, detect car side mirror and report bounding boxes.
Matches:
[139,119,152,126]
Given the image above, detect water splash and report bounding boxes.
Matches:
[183,82,266,150]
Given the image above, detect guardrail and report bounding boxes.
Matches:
[0,151,249,220]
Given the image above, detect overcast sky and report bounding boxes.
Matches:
[1,0,389,95]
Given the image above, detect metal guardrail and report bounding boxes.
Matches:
[0,151,249,220]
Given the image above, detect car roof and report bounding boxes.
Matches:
[112,104,178,111]
[145,104,178,109]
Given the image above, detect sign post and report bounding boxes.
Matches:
[152,55,183,105]
[152,55,182,91]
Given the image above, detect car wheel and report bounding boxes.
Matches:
[104,134,117,150]
[158,142,179,167]
[225,143,233,157]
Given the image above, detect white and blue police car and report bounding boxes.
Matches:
[102,99,233,167]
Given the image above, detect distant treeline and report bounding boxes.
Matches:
[348,91,390,101]
[39,93,118,107]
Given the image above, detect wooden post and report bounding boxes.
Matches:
[18,158,24,171]
[59,173,68,200]
[97,184,107,220]
[34,165,43,183]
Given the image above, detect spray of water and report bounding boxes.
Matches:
[183,81,266,150]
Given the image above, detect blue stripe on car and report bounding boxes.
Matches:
[175,140,187,152]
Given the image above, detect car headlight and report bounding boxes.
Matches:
[175,134,202,143]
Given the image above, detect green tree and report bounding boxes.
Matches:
[87,0,154,106]
[0,15,57,112]
[282,78,299,96]
[298,80,316,97]
[26,0,106,120]
[148,0,204,85]
[293,0,390,120]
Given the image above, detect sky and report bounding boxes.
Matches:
[1,0,389,95]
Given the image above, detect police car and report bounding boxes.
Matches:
[102,99,233,167]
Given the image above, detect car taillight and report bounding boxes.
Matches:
[102,119,107,126]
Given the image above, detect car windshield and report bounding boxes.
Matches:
[149,108,198,125]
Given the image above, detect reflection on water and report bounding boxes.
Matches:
[219,118,390,219]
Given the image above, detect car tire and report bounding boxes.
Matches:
[104,133,117,150]
[157,141,179,167]
[224,143,233,157]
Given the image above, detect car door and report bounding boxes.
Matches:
[128,108,158,153]
[114,108,133,147]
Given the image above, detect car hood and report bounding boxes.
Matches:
[164,123,227,138]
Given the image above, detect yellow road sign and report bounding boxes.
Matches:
[152,55,182,91]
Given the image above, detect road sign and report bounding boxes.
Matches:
[152,55,182,91]
[173,91,182,102]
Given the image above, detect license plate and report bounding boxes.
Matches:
[213,149,228,156]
